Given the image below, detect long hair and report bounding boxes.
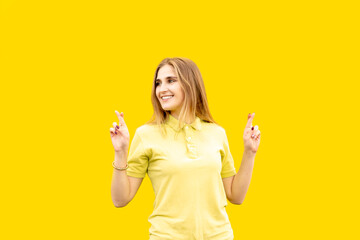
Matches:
[145,57,217,136]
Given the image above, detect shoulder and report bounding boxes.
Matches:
[134,123,159,137]
[200,120,226,137]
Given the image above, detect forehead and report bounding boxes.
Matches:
[157,65,176,79]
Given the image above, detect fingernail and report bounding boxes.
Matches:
[116,125,120,129]
[251,126,254,130]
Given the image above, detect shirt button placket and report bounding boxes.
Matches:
[184,125,197,158]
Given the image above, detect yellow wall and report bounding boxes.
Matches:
[1,0,359,239]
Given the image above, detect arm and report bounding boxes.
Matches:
[222,151,256,205]
[222,112,260,205]
[111,151,143,208]
[229,151,256,204]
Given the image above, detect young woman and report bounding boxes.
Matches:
[110,57,261,240]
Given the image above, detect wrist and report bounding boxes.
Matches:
[115,149,128,155]
[114,151,128,163]
[243,149,256,157]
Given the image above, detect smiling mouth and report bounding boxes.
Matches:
[161,95,174,101]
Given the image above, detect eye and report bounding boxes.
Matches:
[155,79,175,86]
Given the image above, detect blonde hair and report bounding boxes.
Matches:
[145,57,217,136]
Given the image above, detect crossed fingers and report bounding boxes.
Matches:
[246,113,261,140]
[110,110,126,135]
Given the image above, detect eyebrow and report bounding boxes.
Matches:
[155,76,177,81]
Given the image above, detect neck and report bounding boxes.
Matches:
[170,112,195,124]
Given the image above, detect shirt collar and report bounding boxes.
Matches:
[165,114,202,132]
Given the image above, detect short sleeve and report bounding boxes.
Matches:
[220,129,237,178]
[126,129,149,178]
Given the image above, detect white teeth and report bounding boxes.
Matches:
[162,96,173,100]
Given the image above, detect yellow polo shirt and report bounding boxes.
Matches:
[126,114,237,240]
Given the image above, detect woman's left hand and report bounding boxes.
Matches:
[243,113,261,154]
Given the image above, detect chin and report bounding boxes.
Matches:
[162,107,173,111]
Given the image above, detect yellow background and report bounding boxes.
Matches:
[1,0,359,239]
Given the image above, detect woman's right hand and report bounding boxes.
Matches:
[110,110,130,154]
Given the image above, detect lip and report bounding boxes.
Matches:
[160,95,174,102]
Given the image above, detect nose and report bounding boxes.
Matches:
[159,82,169,93]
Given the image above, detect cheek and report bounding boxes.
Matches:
[178,88,185,99]
[174,84,184,97]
